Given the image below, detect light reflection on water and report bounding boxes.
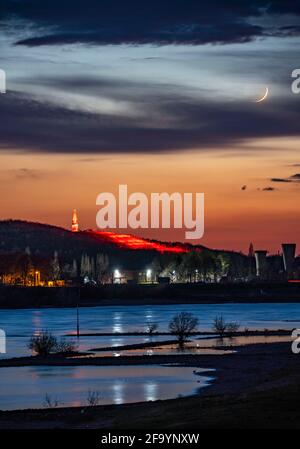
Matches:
[0,365,213,411]
[195,334,292,348]
[113,312,123,333]
[89,335,291,358]
[145,382,157,402]
[113,383,124,405]
[92,346,233,357]
[0,303,298,358]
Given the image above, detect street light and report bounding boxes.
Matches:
[114,269,121,284]
[146,269,152,282]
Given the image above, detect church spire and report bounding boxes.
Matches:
[248,242,254,257]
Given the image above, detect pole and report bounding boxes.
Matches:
[76,287,80,338]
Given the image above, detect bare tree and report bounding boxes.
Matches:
[213,315,227,337]
[28,331,77,357]
[226,322,240,336]
[95,253,110,284]
[55,338,77,354]
[86,390,101,406]
[146,322,158,335]
[16,247,33,285]
[80,253,92,279]
[71,259,78,279]
[43,393,60,408]
[169,312,198,346]
[51,251,61,280]
[213,316,240,337]
[28,331,57,357]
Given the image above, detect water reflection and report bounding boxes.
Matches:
[0,303,298,359]
[145,382,157,402]
[32,311,42,329]
[113,312,123,333]
[0,365,213,411]
[113,383,124,404]
[194,334,292,348]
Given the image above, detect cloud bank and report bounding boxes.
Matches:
[2,0,300,47]
[1,87,300,154]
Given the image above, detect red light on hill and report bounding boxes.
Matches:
[86,231,189,253]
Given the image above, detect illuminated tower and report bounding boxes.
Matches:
[72,209,79,232]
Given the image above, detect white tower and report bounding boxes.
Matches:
[72,209,79,232]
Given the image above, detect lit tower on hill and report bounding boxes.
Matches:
[72,209,79,232]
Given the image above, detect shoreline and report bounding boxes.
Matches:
[0,341,299,428]
[2,297,300,310]
[1,282,300,309]
[65,329,292,337]
[0,330,293,368]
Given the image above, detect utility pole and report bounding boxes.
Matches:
[76,287,80,338]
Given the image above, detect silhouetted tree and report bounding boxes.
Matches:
[146,322,158,335]
[169,312,198,346]
[51,251,60,280]
[95,253,110,284]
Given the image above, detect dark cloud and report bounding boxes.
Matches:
[262,187,277,191]
[271,178,292,183]
[1,88,300,154]
[15,168,40,180]
[271,174,300,183]
[2,0,300,47]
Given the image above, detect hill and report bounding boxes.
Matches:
[0,220,205,270]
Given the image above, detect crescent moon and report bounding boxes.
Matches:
[255,86,269,103]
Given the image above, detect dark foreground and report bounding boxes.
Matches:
[0,341,300,429]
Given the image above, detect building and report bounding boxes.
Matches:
[282,243,296,278]
[254,250,268,279]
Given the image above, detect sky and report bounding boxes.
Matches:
[0,0,300,253]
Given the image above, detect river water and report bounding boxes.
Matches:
[0,365,213,411]
[0,302,299,358]
[0,302,298,410]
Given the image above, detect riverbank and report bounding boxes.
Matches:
[1,282,300,308]
[0,329,292,367]
[0,341,299,428]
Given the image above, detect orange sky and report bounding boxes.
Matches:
[0,138,299,254]
[1,3,300,257]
